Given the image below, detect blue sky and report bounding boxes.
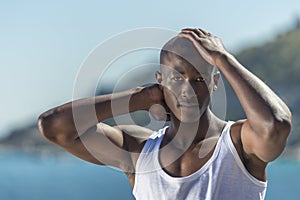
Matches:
[0,0,300,136]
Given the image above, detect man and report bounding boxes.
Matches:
[38,28,292,199]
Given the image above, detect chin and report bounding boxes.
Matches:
[175,108,203,124]
[179,118,200,124]
[179,115,200,123]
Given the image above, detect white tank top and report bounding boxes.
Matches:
[133,121,267,200]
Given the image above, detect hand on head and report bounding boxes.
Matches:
[178,28,227,67]
[146,84,170,121]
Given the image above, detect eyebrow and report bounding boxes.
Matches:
[172,67,185,74]
[171,66,210,76]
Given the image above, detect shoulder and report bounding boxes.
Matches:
[229,120,267,181]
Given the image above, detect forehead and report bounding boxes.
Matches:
[160,52,213,75]
[160,36,214,75]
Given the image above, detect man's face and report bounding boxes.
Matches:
[159,52,215,123]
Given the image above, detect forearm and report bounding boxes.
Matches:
[38,86,152,139]
[216,52,292,134]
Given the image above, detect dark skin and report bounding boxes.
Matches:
[37,28,292,189]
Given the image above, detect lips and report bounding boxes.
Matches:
[178,102,199,108]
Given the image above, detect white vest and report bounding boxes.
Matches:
[133,121,267,200]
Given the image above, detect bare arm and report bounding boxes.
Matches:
[38,85,163,170]
[215,53,292,162]
[178,28,292,163]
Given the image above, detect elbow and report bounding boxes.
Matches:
[37,106,80,146]
[37,106,65,138]
[37,109,72,144]
[273,110,292,136]
[37,113,56,141]
[257,119,291,163]
[263,113,292,143]
[37,114,75,146]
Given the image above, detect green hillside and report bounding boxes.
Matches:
[237,26,300,85]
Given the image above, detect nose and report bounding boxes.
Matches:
[180,80,196,99]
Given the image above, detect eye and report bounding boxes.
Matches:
[196,77,205,82]
[172,76,184,81]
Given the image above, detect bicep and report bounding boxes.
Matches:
[60,123,133,169]
[240,120,287,163]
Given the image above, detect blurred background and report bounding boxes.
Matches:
[1,0,300,199]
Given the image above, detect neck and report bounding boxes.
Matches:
[166,108,218,150]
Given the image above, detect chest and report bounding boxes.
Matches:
[158,139,218,177]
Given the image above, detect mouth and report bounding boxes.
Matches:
[178,103,199,108]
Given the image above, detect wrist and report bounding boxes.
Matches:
[142,84,163,110]
[130,86,153,111]
[214,51,233,69]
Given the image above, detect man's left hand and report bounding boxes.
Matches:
[178,28,227,66]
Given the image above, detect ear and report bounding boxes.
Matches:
[155,71,163,90]
[213,71,220,91]
[155,71,162,83]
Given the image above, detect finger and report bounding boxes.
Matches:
[181,28,194,32]
[178,31,192,39]
[194,28,206,37]
[197,28,209,35]
[178,32,210,56]
[198,28,214,37]
[181,27,210,36]
[181,28,205,38]
[206,32,214,37]
[178,31,202,41]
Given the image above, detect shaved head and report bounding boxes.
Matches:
[160,36,214,74]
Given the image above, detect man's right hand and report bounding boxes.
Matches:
[146,84,170,121]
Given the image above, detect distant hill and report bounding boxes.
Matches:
[0,122,66,156]
[237,26,300,85]
[226,23,300,154]
[1,23,300,158]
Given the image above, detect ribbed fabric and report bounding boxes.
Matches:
[133,121,267,200]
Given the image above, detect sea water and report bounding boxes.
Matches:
[0,152,299,200]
